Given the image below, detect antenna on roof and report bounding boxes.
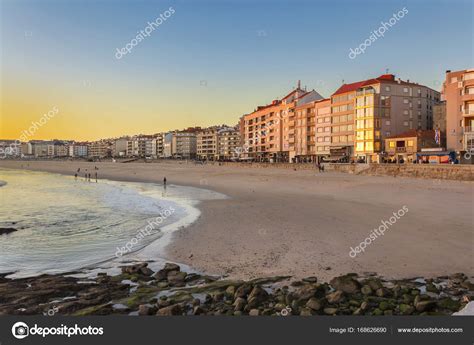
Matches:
[385,68,389,74]
[342,79,345,84]
[297,80,301,89]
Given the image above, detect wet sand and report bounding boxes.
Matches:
[1,160,472,282]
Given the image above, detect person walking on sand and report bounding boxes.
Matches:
[163,177,167,187]
[95,172,98,183]
[74,173,78,180]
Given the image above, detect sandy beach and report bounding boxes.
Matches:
[1,160,472,282]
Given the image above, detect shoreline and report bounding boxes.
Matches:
[0,160,472,283]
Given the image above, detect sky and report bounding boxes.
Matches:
[1,0,472,141]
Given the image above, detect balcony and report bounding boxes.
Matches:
[396,147,406,153]
[464,126,474,134]
[462,93,474,102]
[463,109,474,117]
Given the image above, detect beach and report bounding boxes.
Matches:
[0,160,472,282]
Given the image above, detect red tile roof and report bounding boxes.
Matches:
[332,74,400,96]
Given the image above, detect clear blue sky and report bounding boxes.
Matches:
[1,0,473,139]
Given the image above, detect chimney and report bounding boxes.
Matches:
[297,80,301,89]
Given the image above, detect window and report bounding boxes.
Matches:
[389,141,396,148]
[385,120,391,126]
[403,110,409,115]
[403,99,409,104]
[403,121,409,126]
[385,86,391,92]
[407,140,414,147]
[333,136,339,143]
[403,87,409,93]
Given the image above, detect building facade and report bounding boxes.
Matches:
[443,69,474,157]
[385,129,438,163]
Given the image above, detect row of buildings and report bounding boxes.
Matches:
[238,69,473,163]
[1,68,472,163]
[0,126,241,161]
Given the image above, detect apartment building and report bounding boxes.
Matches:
[69,142,89,157]
[241,82,323,162]
[443,69,474,158]
[126,135,155,157]
[152,134,165,158]
[88,141,110,158]
[112,138,128,157]
[330,74,439,163]
[314,99,332,160]
[197,128,218,160]
[173,132,197,159]
[216,127,240,160]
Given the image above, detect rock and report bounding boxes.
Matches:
[193,306,205,315]
[383,310,393,316]
[274,303,287,311]
[372,308,383,316]
[163,263,180,272]
[153,263,180,281]
[461,281,474,291]
[0,227,17,235]
[138,304,155,316]
[234,284,253,299]
[330,275,360,294]
[306,298,322,311]
[360,301,369,311]
[233,311,242,316]
[415,300,436,312]
[167,271,187,285]
[437,298,461,311]
[425,283,438,293]
[326,290,344,304]
[323,307,338,315]
[247,286,268,308]
[361,285,373,295]
[139,267,154,276]
[121,263,148,274]
[156,303,182,316]
[375,288,388,297]
[225,285,236,297]
[300,308,313,316]
[365,278,383,291]
[233,297,247,311]
[399,304,414,315]
[248,309,259,316]
[379,301,390,311]
[302,277,318,283]
[295,285,317,300]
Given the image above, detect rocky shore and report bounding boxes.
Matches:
[0,262,472,316]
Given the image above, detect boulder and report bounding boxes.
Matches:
[361,285,373,295]
[234,284,253,299]
[323,307,338,315]
[248,309,259,316]
[415,300,436,312]
[330,275,360,294]
[306,297,322,311]
[233,297,247,311]
[167,271,187,285]
[156,303,182,316]
[326,290,344,304]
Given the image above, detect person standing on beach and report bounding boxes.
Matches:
[74,173,78,180]
[163,177,167,187]
[95,172,98,183]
